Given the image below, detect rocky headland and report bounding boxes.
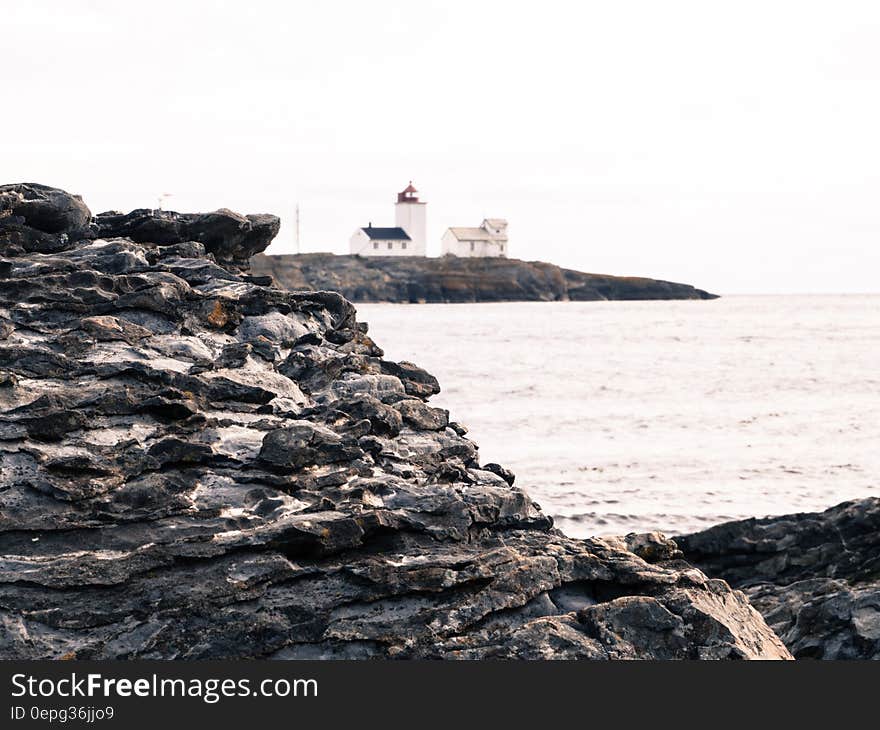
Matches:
[678,498,880,660]
[0,183,784,660]
[251,252,718,303]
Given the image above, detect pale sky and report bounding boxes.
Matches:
[5,1,880,293]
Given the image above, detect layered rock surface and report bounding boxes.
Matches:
[0,183,785,659]
[251,252,718,303]
[678,498,880,659]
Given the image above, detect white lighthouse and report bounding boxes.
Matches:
[394,182,427,256]
[349,182,428,257]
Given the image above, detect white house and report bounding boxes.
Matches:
[348,225,413,256]
[441,218,508,257]
[349,182,427,256]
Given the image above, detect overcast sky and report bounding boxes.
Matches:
[6,1,880,293]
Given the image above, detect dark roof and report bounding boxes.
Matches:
[361,226,411,240]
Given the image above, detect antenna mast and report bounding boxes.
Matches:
[295,203,301,254]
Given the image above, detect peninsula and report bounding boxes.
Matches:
[250,252,719,303]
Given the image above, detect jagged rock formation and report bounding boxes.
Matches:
[0,183,785,660]
[251,252,718,303]
[678,498,880,659]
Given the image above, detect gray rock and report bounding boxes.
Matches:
[0,184,787,660]
[394,399,449,431]
[0,183,91,236]
[624,532,683,563]
[379,359,441,398]
[483,462,515,486]
[94,207,280,265]
[329,394,403,437]
[678,497,880,659]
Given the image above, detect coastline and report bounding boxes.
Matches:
[0,184,787,660]
[2,184,873,660]
[251,252,718,303]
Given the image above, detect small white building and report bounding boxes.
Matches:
[349,183,427,256]
[441,218,508,258]
[349,225,413,256]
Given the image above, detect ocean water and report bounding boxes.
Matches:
[357,296,880,538]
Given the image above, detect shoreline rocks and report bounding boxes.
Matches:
[250,252,719,303]
[678,498,880,659]
[0,183,785,660]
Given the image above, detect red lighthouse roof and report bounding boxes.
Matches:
[397,181,421,203]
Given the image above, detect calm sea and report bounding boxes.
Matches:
[357,296,880,538]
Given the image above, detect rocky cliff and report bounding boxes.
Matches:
[251,252,718,303]
[0,183,784,660]
[678,498,880,659]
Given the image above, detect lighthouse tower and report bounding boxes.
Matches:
[394,182,427,256]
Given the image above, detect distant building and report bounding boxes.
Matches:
[350,183,427,256]
[349,225,413,256]
[441,218,508,258]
